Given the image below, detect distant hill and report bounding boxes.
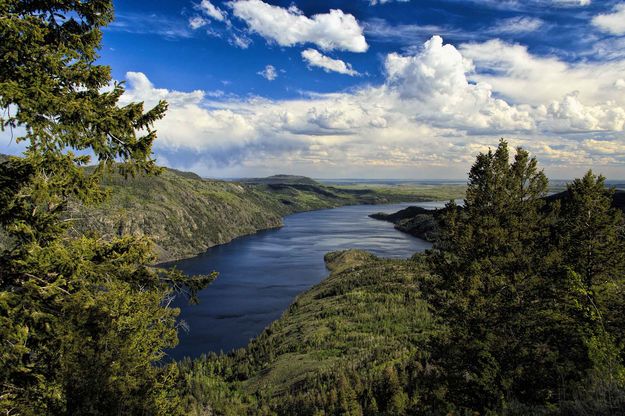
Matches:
[546,189,625,213]
[240,174,320,186]
[0,155,464,261]
[68,167,456,261]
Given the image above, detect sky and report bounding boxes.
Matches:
[4,0,625,179]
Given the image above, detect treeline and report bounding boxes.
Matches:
[179,141,625,415]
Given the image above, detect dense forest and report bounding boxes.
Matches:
[1,1,624,415]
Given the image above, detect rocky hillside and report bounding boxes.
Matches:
[70,167,453,262]
[1,154,464,261]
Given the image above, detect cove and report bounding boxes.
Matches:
[167,201,447,360]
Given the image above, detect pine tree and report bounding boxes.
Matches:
[559,171,624,292]
[556,171,625,411]
[0,1,212,414]
[426,140,552,412]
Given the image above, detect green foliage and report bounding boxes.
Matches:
[0,1,212,414]
[178,251,438,415]
[177,141,625,415]
[421,141,625,414]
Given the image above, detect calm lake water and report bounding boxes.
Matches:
[167,201,448,360]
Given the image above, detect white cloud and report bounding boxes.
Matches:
[552,0,590,6]
[441,0,590,10]
[460,39,625,106]
[199,0,226,22]
[363,18,459,44]
[188,16,207,30]
[592,3,625,35]
[490,16,544,34]
[229,0,368,52]
[258,65,277,81]
[119,34,625,178]
[384,36,535,132]
[539,92,625,132]
[108,12,192,39]
[301,49,360,76]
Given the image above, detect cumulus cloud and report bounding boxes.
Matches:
[384,37,535,133]
[258,65,277,81]
[229,0,368,52]
[592,3,625,35]
[460,39,625,106]
[120,35,625,178]
[301,49,360,76]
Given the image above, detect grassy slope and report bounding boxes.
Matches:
[179,250,437,415]
[72,169,466,262]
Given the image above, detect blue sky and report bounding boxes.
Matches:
[4,0,625,179]
[103,0,618,99]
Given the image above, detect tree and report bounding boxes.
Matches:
[556,172,625,412]
[558,171,624,293]
[0,1,211,414]
[425,140,554,412]
[423,142,625,413]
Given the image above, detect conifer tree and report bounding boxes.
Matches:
[559,171,624,292]
[556,172,625,411]
[0,1,211,414]
[426,140,552,412]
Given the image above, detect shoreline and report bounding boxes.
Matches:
[155,198,441,265]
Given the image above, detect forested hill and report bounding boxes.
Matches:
[178,250,435,415]
[62,163,460,262]
[239,174,320,186]
[0,154,465,261]
[546,189,625,212]
[177,144,625,415]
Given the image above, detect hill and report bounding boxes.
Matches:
[239,174,320,186]
[546,189,625,212]
[178,250,435,415]
[370,206,440,242]
[0,154,465,261]
[69,167,464,262]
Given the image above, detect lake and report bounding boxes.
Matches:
[167,201,448,360]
